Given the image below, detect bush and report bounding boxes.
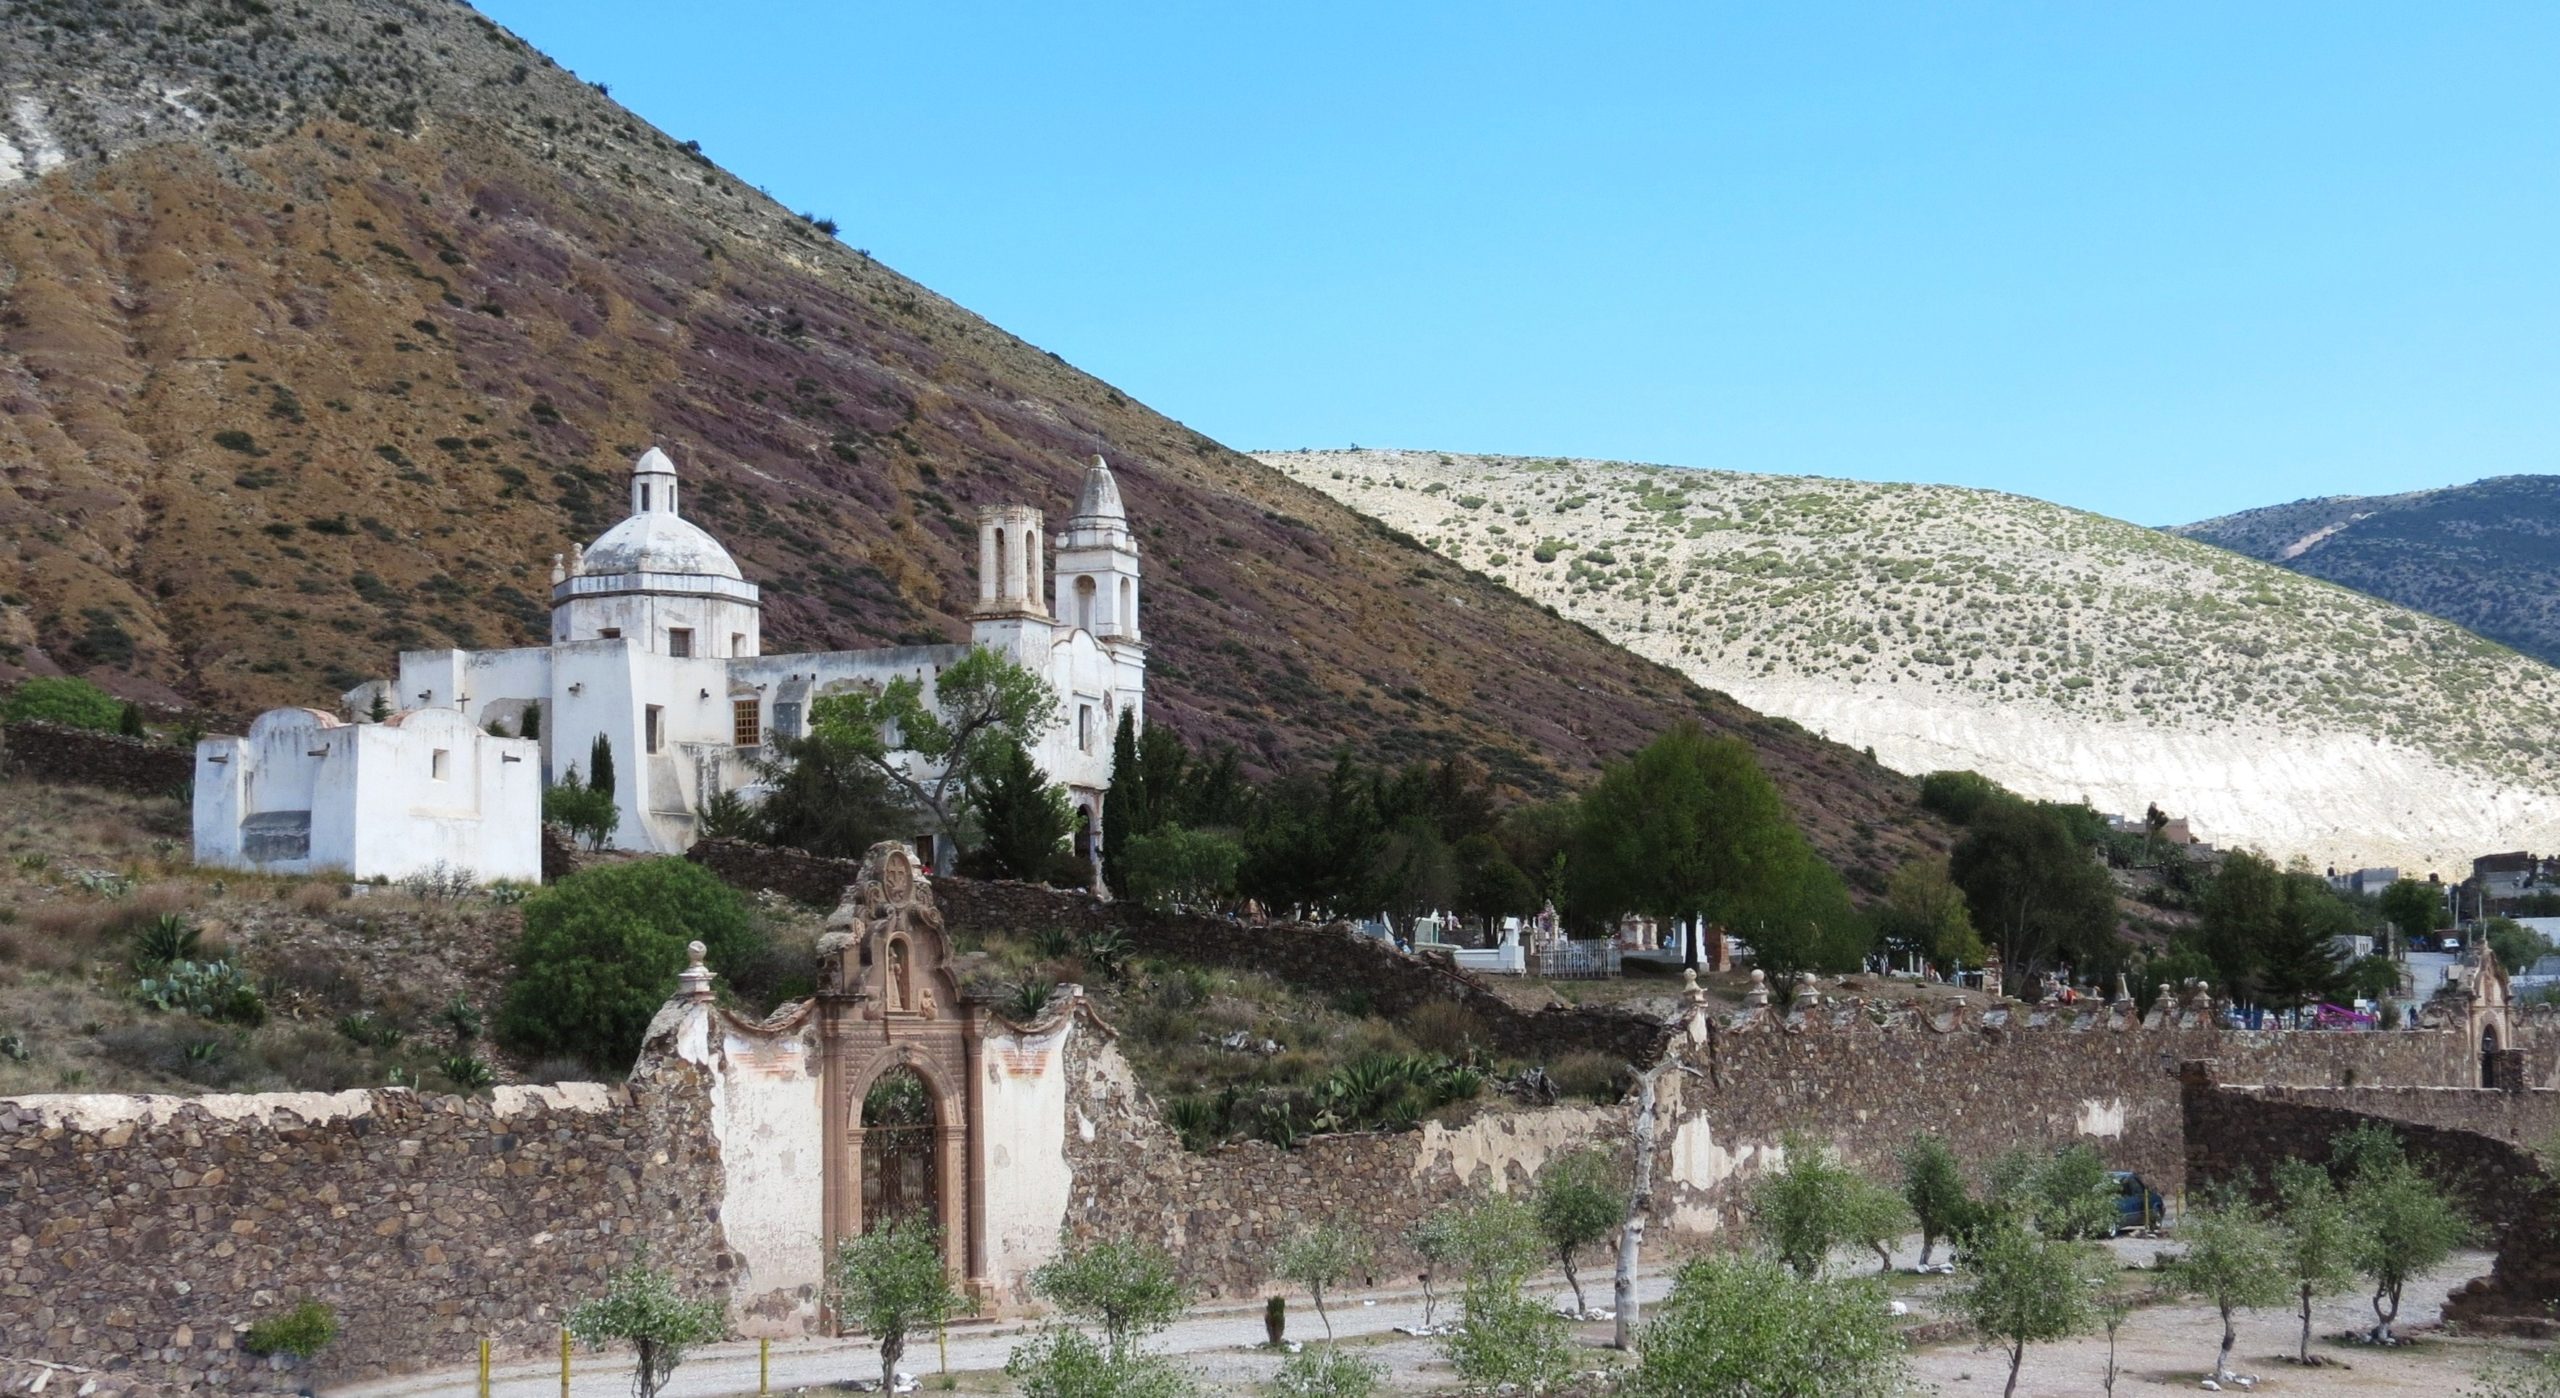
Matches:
[1918,769,2003,825]
[1545,1050,1627,1103]
[242,1300,339,1360]
[1268,1345,1383,1397]
[1627,1254,1907,1398]
[1120,825,1244,910]
[543,776,619,851]
[497,859,760,1070]
[1402,999,1488,1059]
[2,676,124,732]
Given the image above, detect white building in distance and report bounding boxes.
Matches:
[195,447,1145,879]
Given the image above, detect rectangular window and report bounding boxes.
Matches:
[1078,703,1094,752]
[729,632,745,657]
[773,700,802,742]
[646,705,664,754]
[668,628,693,658]
[598,627,621,640]
[733,698,761,748]
[430,748,450,781]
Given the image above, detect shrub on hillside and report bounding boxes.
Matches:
[1918,769,2004,825]
[498,859,760,1071]
[2,676,125,732]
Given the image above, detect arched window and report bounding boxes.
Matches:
[992,530,1009,602]
[1074,575,1096,631]
[1118,577,1134,634]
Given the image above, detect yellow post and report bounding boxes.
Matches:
[561,1325,572,1398]
[478,1337,492,1398]
[759,1337,770,1396]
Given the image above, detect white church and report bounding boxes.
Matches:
[194,448,1146,882]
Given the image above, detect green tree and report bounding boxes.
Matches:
[2,676,124,731]
[1948,797,2120,979]
[1532,1146,1623,1312]
[497,859,759,1069]
[2258,876,2347,1014]
[1626,1253,1909,1398]
[1747,1134,1910,1278]
[2377,878,2443,952]
[1918,769,2004,824]
[116,701,146,738]
[810,645,1058,849]
[826,1222,974,1395]
[2344,954,2402,1005]
[368,687,392,723]
[1120,825,1245,911]
[1958,1220,2105,1398]
[589,732,616,802]
[1438,1195,1572,1395]
[2338,1126,2472,1341]
[970,736,1078,881]
[1572,722,1855,975]
[748,733,914,860]
[2160,1191,2290,1383]
[1031,1237,1191,1362]
[567,1254,726,1398]
[2019,1144,2120,1242]
[2486,917,2552,976]
[2271,1158,2360,1366]
[1898,1132,1971,1266]
[1452,832,1539,931]
[543,768,620,850]
[1102,710,1145,894]
[1878,858,1988,970]
[1407,1204,1472,1330]
[1274,1221,1371,1342]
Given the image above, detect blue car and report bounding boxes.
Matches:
[2111,1171,2168,1234]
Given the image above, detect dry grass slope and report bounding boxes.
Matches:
[1265,448,2560,873]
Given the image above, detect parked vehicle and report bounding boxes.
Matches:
[2111,1171,2168,1233]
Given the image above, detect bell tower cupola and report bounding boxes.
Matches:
[1053,457,1140,643]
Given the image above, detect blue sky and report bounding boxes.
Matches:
[481,2,2558,525]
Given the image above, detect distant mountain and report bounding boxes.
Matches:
[2173,476,2560,670]
[0,0,1947,886]
[1264,449,2560,874]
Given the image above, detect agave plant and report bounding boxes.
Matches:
[440,1054,496,1093]
[1003,980,1058,1022]
[129,913,201,972]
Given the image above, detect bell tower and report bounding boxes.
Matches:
[1052,458,1140,643]
[973,505,1047,619]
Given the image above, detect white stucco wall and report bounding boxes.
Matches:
[977,1015,1079,1294]
[194,707,537,882]
[678,1006,827,1334]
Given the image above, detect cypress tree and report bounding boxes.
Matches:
[590,733,616,802]
[117,702,146,739]
[368,688,391,723]
[1101,711,1142,894]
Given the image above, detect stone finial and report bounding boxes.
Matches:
[2113,973,2134,1009]
[1680,967,1705,1006]
[1744,968,1770,1009]
[549,552,567,586]
[677,940,716,1003]
[568,541,586,577]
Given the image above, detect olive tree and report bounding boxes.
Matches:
[1532,1146,1622,1313]
[1274,1221,1372,1343]
[1898,1132,1970,1266]
[1440,1195,1574,1395]
[1408,1204,1471,1330]
[1747,1134,1909,1279]
[2271,1158,2359,1365]
[567,1255,726,1398]
[1626,1253,1908,1398]
[2338,1126,2472,1342]
[825,1222,974,1396]
[1032,1237,1191,1362]
[2159,1191,2289,1383]
[810,644,1059,850]
[1957,1221,2105,1398]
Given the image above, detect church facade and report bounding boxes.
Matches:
[194,447,1145,880]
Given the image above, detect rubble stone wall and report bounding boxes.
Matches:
[2,721,194,798]
[687,839,1665,1064]
[0,1066,727,1391]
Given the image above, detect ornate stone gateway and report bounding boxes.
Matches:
[816,844,988,1283]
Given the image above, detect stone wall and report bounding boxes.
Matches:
[0,1065,727,1391]
[2,721,193,798]
[687,839,1666,1065]
[2182,1070,2560,1330]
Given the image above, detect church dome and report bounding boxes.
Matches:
[581,511,744,580]
[576,446,744,580]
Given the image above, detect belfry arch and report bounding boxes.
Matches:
[817,843,985,1285]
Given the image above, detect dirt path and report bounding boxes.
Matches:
[343,1242,2538,1396]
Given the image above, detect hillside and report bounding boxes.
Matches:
[0,0,1943,885]
[1262,449,2560,874]
[2175,476,2560,671]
